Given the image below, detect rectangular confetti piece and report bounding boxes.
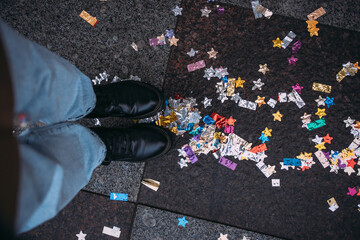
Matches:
[272,179,280,187]
[141,178,160,191]
[102,226,121,238]
[183,145,198,163]
[110,193,128,201]
[307,118,326,130]
[283,158,301,166]
[79,10,99,26]
[187,60,206,72]
[314,150,330,168]
[307,7,326,20]
[312,82,332,93]
[256,161,272,178]
[348,138,360,150]
[249,143,267,153]
[218,156,237,170]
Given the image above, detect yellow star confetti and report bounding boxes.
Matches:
[235,77,245,88]
[304,152,312,159]
[272,37,282,48]
[297,152,306,160]
[207,48,218,59]
[262,127,272,137]
[169,36,179,46]
[315,108,326,119]
[272,110,283,122]
[315,142,326,150]
[255,96,266,107]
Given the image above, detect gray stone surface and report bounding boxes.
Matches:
[0,0,180,89]
[83,161,145,201]
[218,0,360,32]
[0,0,180,200]
[131,205,283,240]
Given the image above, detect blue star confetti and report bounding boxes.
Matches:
[324,96,335,108]
[258,133,269,143]
[178,216,188,227]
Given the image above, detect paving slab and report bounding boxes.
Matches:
[18,191,135,240]
[218,0,360,32]
[131,205,282,240]
[0,0,180,199]
[138,1,360,240]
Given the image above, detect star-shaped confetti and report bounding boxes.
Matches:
[266,165,276,175]
[272,110,283,122]
[347,187,357,196]
[235,77,245,88]
[187,48,198,57]
[201,97,212,108]
[315,142,326,150]
[312,135,323,145]
[169,36,179,46]
[258,64,269,75]
[315,108,326,119]
[165,29,175,38]
[252,78,264,90]
[76,231,87,240]
[292,83,303,94]
[257,151,268,161]
[255,96,266,107]
[330,164,339,174]
[344,167,356,176]
[315,95,326,107]
[288,55,298,65]
[178,158,188,168]
[272,37,283,48]
[323,133,333,144]
[259,133,269,143]
[226,116,236,126]
[157,34,165,44]
[178,216,188,227]
[200,6,212,17]
[207,48,218,59]
[280,162,290,170]
[172,6,183,16]
[347,159,356,168]
[344,117,355,127]
[203,67,215,80]
[262,127,272,137]
[218,233,228,240]
[324,97,335,108]
[231,93,241,103]
[218,92,228,103]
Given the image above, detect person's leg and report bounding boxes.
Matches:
[15,122,106,234]
[0,20,95,125]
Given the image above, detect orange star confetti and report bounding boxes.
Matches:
[354,121,360,129]
[169,36,179,46]
[255,96,266,107]
[272,37,282,48]
[323,133,333,144]
[347,159,356,168]
[226,116,236,126]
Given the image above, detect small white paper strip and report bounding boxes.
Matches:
[102,226,121,238]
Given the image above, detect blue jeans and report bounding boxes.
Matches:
[0,20,107,234]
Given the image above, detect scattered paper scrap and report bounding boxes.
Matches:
[102,226,121,238]
[110,193,128,201]
[187,60,206,72]
[141,178,160,191]
[272,179,280,187]
[312,82,332,93]
[79,10,98,27]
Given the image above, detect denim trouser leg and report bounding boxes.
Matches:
[16,123,106,234]
[0,20,96,124]
[0,20,107,234]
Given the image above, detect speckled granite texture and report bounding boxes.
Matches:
[218,0,360,32]
[18,191,135,240]
[138,1,360,240]
[131,205,283,240]
[0,0,180,200]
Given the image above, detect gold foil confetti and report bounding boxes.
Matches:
[312,82,332,93]
[307,7,326,20]
[79,10,98,27]
[336,67,347,82]
[156,111,177,126]
[226,78,235,96]
[141,178,160,191]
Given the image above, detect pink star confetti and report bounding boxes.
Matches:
[288,55,298,66]
[347,187,357,196]
[292,83,303,94]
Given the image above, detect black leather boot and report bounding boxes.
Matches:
[87,81,164,119]
[91,125,172,165]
